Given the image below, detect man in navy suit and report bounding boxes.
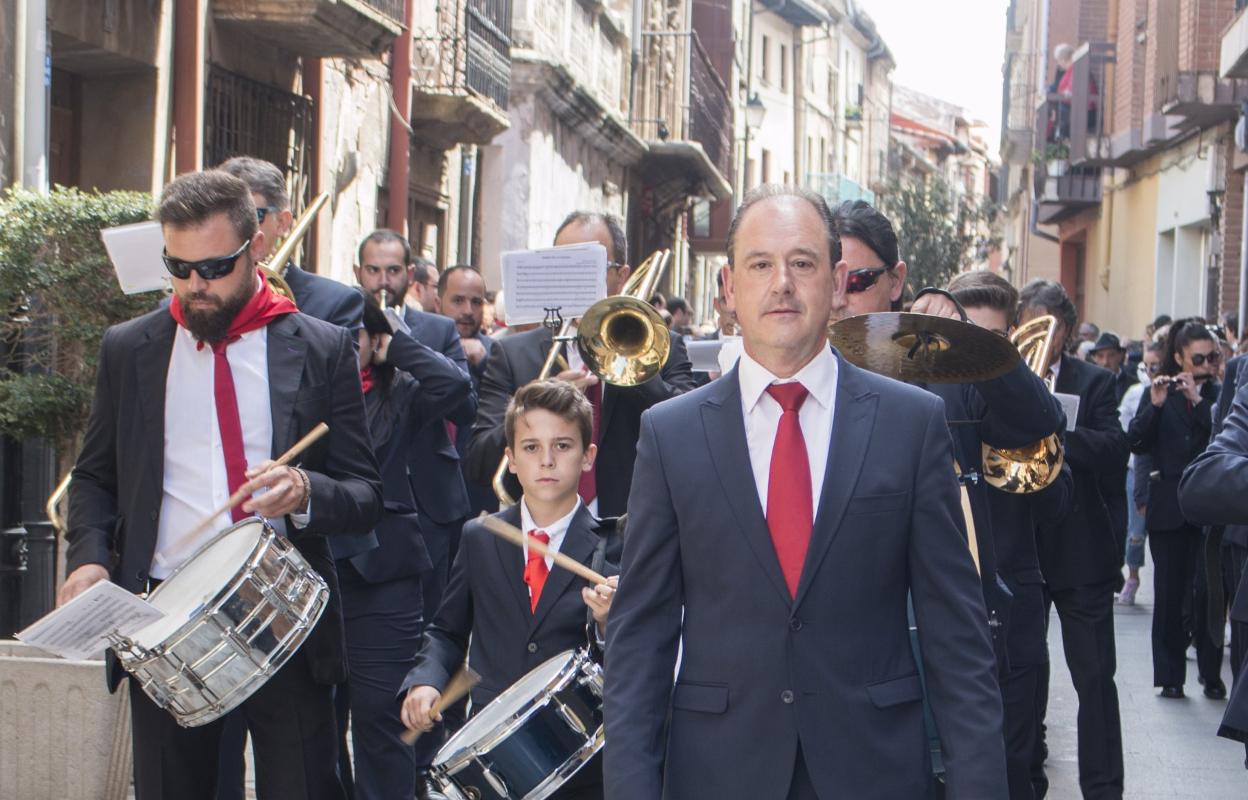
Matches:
[603,185,1006,799]
[217,156,363,332]
[1019,280,1128,800]
[437,264,498,516]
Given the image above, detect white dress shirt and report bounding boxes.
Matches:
[153,322,303,579]
[737,345,838,517]
[519,497,582,573]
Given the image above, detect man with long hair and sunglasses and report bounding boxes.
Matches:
[59,170,383,800]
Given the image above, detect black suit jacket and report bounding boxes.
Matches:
[604,355,1006,799]
[1127,379,1217,532]
[283,263,365,332]
[341,330,474,583]
[989,465,1072,668]
[465,327,696,516]
[402,307,477,526]
[1213,355,1248,547]
[398,503,620,706]
[926,362,1067,667]
[66,310,384,689]
[455,332,499,516]
[1035,354,1130,591]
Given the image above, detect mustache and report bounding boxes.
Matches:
[180,292,223,308]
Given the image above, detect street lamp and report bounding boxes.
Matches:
[745,92,767,131]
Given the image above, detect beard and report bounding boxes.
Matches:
[179,270,256,343]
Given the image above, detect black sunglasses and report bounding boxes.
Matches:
[162,241,249,281]
[1190,351,1221,367]
[256,206,279,224]
[846,265,893,294]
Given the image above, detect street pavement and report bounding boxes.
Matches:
[1042,556,1248,798]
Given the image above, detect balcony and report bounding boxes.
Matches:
[1160,71,1248,129]
[1222,6,1248,77]
[212,0,403,58]
[1033,163,1101,224]
[412,0,512,148]
[806,172,876,207]
[630,30,733,207]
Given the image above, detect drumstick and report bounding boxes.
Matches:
[182,423,330,543]
[480,514,608,585]
[401,666,481,744]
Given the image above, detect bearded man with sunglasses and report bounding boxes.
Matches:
[59,170,382,800]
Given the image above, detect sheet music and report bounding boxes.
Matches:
[15,580,165,661]
[1054,392,1081,431]
[100,220,168,295]
[500,243,608,325]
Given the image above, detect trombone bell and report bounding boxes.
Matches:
[577,296,671,386]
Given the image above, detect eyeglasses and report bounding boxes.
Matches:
[1144,363,1162,375]
[1190,351,1222,367]
[846,265,893,294]
[256,206,279,224]
[162,241,249,281]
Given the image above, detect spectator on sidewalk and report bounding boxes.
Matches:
[1117,342,1163,606]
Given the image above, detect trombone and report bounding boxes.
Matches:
[258,191,330,303]
[491,250,673,505]
[981,314,1065,493]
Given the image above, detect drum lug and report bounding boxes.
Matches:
[105,630,143,660]
[479,763,509,798]
[554,699,588,737]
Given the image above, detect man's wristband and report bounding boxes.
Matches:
[295,468,312,511]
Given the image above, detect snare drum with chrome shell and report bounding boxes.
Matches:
[431,649,604,800]
[111,518,328,727]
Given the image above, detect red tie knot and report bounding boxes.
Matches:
[527,530,550,561]
[766,382,809,413]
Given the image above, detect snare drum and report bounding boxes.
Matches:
[111,518,328,727]
[431,649,604,800]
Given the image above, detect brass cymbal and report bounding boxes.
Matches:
[828,312,1021,384]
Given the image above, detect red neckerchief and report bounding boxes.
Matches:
[169,269,298,343]
[360,364,375,394]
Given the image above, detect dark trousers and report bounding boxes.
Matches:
[1225,542,1248,682]
[214,712,248,800]
[333,564,425,800]
[414,514,465,767]
[1044,581,1123,800]
[1150,527,1222,687]
[130,651,344,800]
[1001,663,1044,800]
[1030,660,1050,799]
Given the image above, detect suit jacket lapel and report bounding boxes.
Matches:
[702,367,793,606]
[794,356,879,608]
[266,315,306,456]
[136,315,176,492]
[530,504,599,631]
[491,504,532,614]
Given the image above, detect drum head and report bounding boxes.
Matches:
[132,519,265,647]
[435,650,579,767]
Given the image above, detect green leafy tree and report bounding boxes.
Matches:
[0,187,159,462]
[880,173,1001,293]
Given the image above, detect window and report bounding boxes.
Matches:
[779,44,788,92]
[761,35,770,84]
[692,199,711,238]
[761,149,772,183]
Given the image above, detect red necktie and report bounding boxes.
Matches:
[577,382,602,504]
[766,383,813,597]
[169,270,297,523]
[210,337,249,522]
[524,530,551,613]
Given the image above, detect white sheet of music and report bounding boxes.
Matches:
[1054,392,1081,431]
[501,242,608,325]
[16,580,164,661]
[101,220,168,295]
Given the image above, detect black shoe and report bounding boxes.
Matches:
[1204,679,1228,700]
[1161,685,1185,699]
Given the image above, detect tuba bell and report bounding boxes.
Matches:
[980,314,1065,493]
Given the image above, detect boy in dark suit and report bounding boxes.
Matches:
[400,379,619,799]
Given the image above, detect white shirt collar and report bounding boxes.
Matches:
[519,497,582,559]
[737,344,838,413]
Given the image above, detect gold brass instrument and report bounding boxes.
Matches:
[981,314,1065,493]
[259,191,330,302]
[491,249,673,505]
